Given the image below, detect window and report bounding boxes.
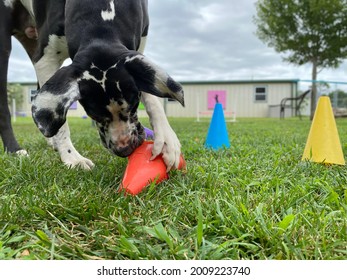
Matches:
[29,89,38,103]
[254,86,267,102]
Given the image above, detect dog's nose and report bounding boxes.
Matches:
[109,137,144,157]
[113,146,135,157]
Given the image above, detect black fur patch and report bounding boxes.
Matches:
[118,112,129,122]
[32,109,64,137]
[167,76,183,94]
[88,67,104,81]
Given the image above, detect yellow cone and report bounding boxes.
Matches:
[302,96,345,165]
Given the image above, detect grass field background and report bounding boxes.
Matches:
[0,116,346,259]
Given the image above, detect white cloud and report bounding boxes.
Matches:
[7,0,347,91]
[8,39,36,82]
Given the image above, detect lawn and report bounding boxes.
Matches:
[0,117,346,260]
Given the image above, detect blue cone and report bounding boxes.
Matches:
[205,103,230,150]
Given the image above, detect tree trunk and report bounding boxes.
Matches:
[310,61,318,120]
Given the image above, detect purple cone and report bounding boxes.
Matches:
[144,127,154,139]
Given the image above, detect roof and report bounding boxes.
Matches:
[8,81,37,86]
[179,79,299,85]
[9,79,300,86]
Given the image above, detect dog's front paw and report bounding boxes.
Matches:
[151,126,181,172]
[15,149,29,156]
[61,152,95,170]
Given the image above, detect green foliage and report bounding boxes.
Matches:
[254,0,347,68]
[329,89,347,107]
[254,0,347,118]
[7,84,24,108]
[1,117,347,259]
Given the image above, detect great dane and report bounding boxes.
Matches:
[0,0,184,171]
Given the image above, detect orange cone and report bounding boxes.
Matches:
[119,141,186,195]
[302,96,345,165]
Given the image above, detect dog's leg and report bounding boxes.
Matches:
[0,4,27,155]
[34,36,94,170]
[141,93,181,171]
[45,122,94,170]
[137,35,182,171]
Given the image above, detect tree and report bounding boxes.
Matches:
[329,89,347,107]
[254,0,347,119]
[7,84,24,113]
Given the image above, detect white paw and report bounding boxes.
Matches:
[15,149,29,156]
[62,153,95,170]
[151,126,181,172]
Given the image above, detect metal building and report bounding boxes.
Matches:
[9,79,299,119]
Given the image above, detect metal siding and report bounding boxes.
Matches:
[166,82,294,118]
[12,81,296,118]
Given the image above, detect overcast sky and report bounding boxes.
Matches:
[8,0,347,88]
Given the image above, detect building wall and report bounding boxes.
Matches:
[166,81,297,118]
[10,80,298,119]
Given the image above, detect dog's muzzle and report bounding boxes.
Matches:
[109,136,144,157]
[98,125,145,157]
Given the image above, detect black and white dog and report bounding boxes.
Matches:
[0,0,184,171]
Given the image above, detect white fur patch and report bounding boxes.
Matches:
[125,55,166,80]
[101,0,116,21]
[3,0,15,8]
[116,81,122,92]
[33,81,80,120]
[16,149,29,156]
[105,100,135,148]
[137,36,147,54]
[124,54,143,64]
[34,35,68,86]
[125,55,170,93]
[81,62,118,91]
[141,93,181,171]
[51,122,95,170]
[20,0,35,17]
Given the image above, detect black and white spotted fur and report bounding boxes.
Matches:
[0,0,184,170]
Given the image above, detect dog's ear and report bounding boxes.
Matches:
[124,54,185,106]
[31,65,81,137]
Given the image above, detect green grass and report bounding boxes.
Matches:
[0,117,347,260]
